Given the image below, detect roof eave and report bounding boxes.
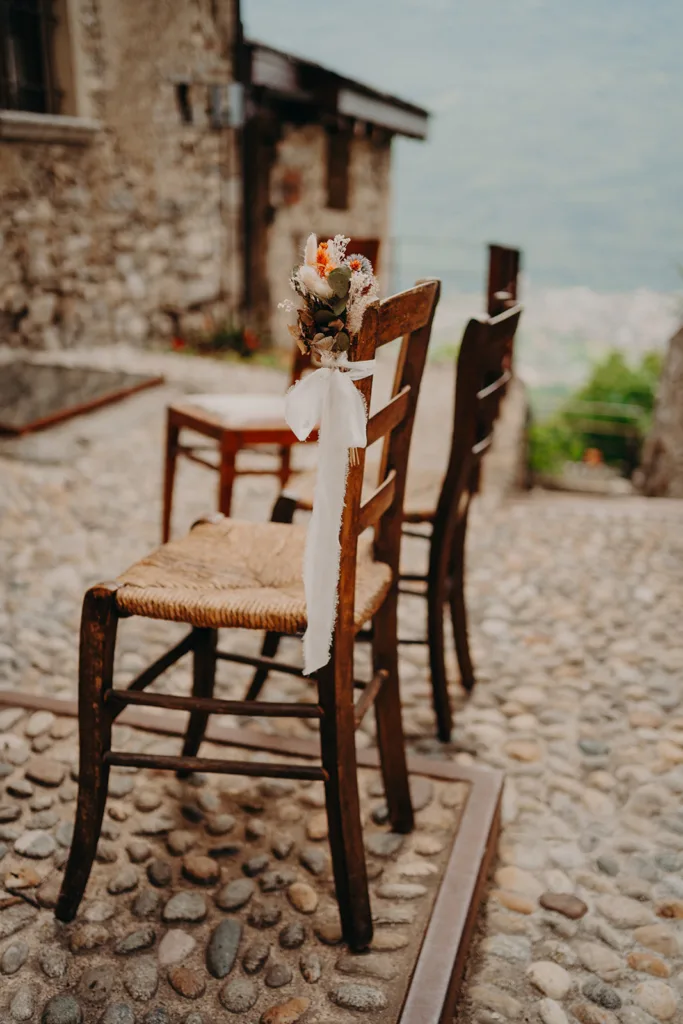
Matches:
[246,40,429,141]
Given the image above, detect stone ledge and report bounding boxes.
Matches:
[0,110,102,145]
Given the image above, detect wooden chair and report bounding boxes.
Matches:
[55,279,441,952]
[415,304,522,738]
[251,304,522,740]
[162,239,381,541]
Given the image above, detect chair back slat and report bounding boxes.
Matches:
[480,305,521,389]
[377,284,440,347]
[487,244,521,316]
[357,470,396,533]
[366,386,411,447]
[475,368,513,436]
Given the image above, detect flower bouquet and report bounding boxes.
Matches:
[283,234,378,358]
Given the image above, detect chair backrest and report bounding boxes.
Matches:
[335,279,441,622]
[435,303,523,522]
[487,244,521,316]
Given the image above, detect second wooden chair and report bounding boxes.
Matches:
[248,303,521,741]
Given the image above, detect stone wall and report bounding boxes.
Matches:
[266,124,392,345]
[0,0,241,351]
[638,325,683,497]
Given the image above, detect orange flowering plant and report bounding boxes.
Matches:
[281,234,378,357]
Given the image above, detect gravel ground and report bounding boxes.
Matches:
[1,345,683,1024]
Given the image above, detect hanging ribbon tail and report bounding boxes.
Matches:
[284,358,375,676]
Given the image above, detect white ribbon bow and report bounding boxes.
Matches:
[285,352,376,675]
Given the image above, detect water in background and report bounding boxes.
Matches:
[245,0,683,399]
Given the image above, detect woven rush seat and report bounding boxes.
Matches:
[116,518,392,633]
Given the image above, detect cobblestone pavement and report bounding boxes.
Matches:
[1,347,683,1023]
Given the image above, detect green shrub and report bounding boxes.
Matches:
[528,418,584,474]
[529,349,663,476]
[575,350,662,415]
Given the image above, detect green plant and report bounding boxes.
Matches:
[528,349,663,476]
[575,350,662,415]
[528,418,584,474]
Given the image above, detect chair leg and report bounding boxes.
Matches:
[244,493,298,701]
[162,414,179,543]
[427,523,454,743]
[179,628,217,776]
[372,592,413,832]
[317,652,373,952]
[449,507,476,692]
[218,437,238,517]
[244,630,282,701]
[278,444,292,488]
[56,584,118,923]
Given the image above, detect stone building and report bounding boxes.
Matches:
[639,325,683,497]
[0,0,427,352]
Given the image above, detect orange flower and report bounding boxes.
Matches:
[315,241,336,279]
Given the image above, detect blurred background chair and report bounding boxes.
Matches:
[250,303,522,739]
[247,247,522,739]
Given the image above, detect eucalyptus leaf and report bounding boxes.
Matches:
[330,297,347,316]
[328,266,352,298]
[314,309,335,326]
[333,331,350,352]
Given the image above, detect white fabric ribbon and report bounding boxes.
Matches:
[285,352,376,675]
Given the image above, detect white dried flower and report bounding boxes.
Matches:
[330,234,350,263]
[304,233,317,265]
[298,264,334,299]
[346,271,379,335]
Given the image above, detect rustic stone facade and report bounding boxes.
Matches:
[0,0,242,351]
[0,1,413,355]
[639,325,683,497]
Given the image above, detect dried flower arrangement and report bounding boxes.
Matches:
[281,234,378,357]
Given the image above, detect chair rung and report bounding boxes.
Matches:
[472,434,493,456]
[178,447,220,471]
[104,751,327,782]
[402,527,432,540]
[397,637,427,646]
[215,650,304,677]
[398,584,427,598]
[354,669,388,727]
[399,572,427,582]
[106,689,322,719]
